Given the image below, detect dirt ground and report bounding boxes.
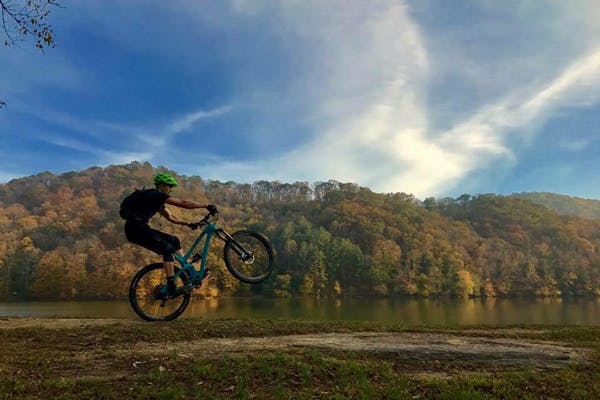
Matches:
[0,318,590,370]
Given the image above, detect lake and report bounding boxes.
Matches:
[1,297,600,326]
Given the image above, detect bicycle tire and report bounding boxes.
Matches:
[129,263,191,321]
[223,230,274,284]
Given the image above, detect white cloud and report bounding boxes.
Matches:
[197,2,434,189]
[179,3,438,192]
[196,2,600,198]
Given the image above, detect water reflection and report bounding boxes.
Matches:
[1,297,599,326]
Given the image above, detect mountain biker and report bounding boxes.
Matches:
[123,172,217,296]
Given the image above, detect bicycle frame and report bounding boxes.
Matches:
[171,218,233,285]
[173,222,214,284]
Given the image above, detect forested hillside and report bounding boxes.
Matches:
[1,162,599,300]
[512,192,600,220]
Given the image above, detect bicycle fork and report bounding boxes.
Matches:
[215,229,254,262]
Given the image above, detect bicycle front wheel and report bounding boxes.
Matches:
[224,230,274,284]
[129,263,191,321]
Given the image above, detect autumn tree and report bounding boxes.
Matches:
[1,162,600,300]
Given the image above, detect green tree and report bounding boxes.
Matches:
[273,274,292,297]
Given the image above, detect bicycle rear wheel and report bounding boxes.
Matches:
[129,263,191,321]
[223,230,274,284]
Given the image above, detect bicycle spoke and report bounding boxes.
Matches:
[224,231,273,284]
[129,263,190,321]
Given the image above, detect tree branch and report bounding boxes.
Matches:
[1,1,60,110]
[0,0,58,49]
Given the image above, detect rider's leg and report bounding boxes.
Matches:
[164,260,175,277]
[163,250,183,278]
[164,250,187,295]
[163,253,178,295]
[158,234,183,295]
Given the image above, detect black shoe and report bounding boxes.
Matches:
[165,276,178,297]
[153,285,167,300]
[168,284,192,298]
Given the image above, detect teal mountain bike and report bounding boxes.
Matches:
[128,210,274,321]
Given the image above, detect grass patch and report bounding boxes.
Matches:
[1,318,599,399]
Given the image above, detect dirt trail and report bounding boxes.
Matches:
[1,318,590,369]
[132,332,588,369]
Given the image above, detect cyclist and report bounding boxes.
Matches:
[123,172,217,297]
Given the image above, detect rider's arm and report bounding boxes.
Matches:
[158,207,190,226]
[165,197,210,210]
[161,198,215,227]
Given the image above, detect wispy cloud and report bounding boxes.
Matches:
[14,106,141,140]
[0,104,232,179]
[559,140,589,152]
[136,105,233,152]
[165,106,233,136]
[33,132,153,166]
[41,135,102,154]
[140,106,233,148]
[522,49,600,115]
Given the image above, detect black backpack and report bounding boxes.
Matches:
[119,188,146,220]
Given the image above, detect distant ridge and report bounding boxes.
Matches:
[1,162,599,299]
[2,165,599,221]
[512,192,600,220]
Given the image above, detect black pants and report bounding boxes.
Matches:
[125,221,181,261]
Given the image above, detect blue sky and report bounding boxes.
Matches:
[1,0,599,199]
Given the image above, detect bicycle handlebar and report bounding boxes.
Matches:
[206,204,218,215]
[194,209,218,226]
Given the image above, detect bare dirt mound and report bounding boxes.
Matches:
[132,331,588,369]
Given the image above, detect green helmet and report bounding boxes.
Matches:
[154,172,179,187]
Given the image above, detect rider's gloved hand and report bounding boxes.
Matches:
[207,204,218,215]
[188,222,199,230]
